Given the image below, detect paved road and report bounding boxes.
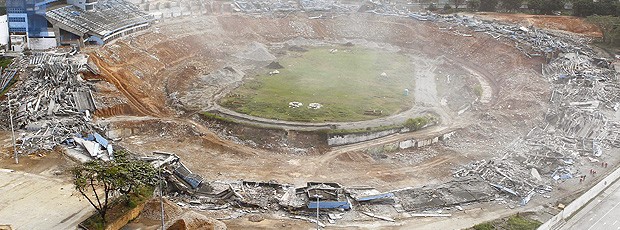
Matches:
[0,168,94,230]
[561,177,620,230]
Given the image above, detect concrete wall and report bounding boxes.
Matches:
[327,129,400,146]
[330,128,456,152]
[538,165,620,230]
[399,139,414,149]
[28,37,56,50]
[364,131,457,154]
[105,202,146,230]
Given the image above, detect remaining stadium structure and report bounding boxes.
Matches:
[7,0,153,50]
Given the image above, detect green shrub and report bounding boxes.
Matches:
[404,117,429,130]
[472,222,494,230]
[202,112,235,123]
[0,57,13,68]
[427,3,438,11]
[474,85,483,97]
[507,214,541,230]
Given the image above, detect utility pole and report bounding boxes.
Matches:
[7,93,17,164]
[159,165,165,229]
[314,194,322,230]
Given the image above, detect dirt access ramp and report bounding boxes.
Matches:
[471,12,602,37]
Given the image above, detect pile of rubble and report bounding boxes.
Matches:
[365,0,412,16]
[233,0,359,14]
[0,52,103,154]
[415,13,595,58]
[394,175,496,211]
[444,13,620,205]
[145,152,509,225]
[234,0,297,13]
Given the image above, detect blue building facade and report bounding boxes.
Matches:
[7,0,57,38]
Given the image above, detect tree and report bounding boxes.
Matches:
[573,0,617,17]
[479,0,499,11]
[572,0,596,17]
[597,0,618,16]
[453,0,466,9]
[71,151,157,224]
[467,0,481,11]
[528,0,563,15]
[113,151,158,203]
[444,3,453,11]
[500,0,522,11]
[587,15,620,45]
[427,3,438,11]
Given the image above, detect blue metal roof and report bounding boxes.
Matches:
[93,133,109,148]
[307,201,351,210]
[84,133,95,141]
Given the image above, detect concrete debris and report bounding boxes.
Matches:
[0,51,104,154]
[416,13,596,59]
[142,152,203,190]
[393,175,495,212]
[490,183,519,197]
[157,153,419,223]
[173,162,204,189]
[355,192,395,203]
[444,10,620,205]
[531,168,542,182]
[453,159,550,201]
[551,168,573,181]
[521,191,535,206]
[232,0,362,14]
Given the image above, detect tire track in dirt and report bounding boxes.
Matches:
[181,118,264,156]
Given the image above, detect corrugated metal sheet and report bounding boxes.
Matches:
[173,162,203,189]
[307,201,351,210]
[93,133,109,148]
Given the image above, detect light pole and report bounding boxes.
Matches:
[7,93,17,164]
[313,194,323,230]
[159,165,165,229]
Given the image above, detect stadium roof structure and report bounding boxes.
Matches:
[45,0,153,41]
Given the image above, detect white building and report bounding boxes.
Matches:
[0,15,9,49]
